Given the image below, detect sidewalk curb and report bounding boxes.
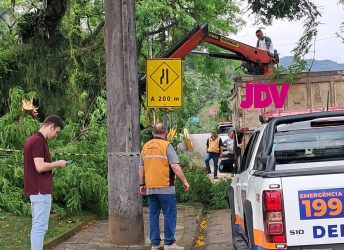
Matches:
[193,205,206,250]
[177,203,205,250]
[44,217,95,250]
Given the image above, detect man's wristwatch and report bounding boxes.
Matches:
[140,183,145,186]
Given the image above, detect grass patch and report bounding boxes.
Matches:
[0,211,94,250]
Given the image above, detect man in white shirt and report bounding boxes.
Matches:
[256,29,274,55]
[222,131,234,155]
[220,131,235,172]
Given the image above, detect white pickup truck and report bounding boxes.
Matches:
[228,110,344,250]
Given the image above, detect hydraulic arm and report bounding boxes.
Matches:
[161,24,278,75]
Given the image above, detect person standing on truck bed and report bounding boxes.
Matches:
[205,129,223,179]
[256,29,274,55]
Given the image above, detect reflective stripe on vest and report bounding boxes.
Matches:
[141,139,174,188]
[142,154,168,160]
[208,136,220,153]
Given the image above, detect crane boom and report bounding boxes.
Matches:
[162,24,278,75]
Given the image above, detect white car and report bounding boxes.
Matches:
[218,123,233,142]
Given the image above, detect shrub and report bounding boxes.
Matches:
[175,154,231,209]
[210,179,231,209]
[0,87,108,217]
[178,152,192,169]
[176,168,213,204]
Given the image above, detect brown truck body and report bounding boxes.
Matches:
[231,70,344,151]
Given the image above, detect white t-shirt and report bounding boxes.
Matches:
[258,37,274,54]
[223,138,234,154]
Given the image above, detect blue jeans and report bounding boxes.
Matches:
[148,194,177,246]
[205,152,219,176]
[30,193,52,250]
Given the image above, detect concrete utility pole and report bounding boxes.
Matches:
[105,0,144,245]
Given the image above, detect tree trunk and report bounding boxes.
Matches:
[105,0,144,245]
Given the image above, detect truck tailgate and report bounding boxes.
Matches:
[282,174,344,246]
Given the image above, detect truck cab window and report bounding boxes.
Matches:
[273,126,344,165]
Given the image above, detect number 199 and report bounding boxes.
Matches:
[301,198,343,218]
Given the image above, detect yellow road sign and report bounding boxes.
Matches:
[146,59,182,108]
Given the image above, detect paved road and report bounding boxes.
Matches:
[205,209,234,250]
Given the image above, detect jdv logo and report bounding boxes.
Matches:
[240,83,290,109]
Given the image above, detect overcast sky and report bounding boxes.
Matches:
[232,1,344,63]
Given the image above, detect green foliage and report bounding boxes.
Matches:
[170,133,182,149]
[0,87,40,149]
[247,0,321,58]
[248,0,320,25]
[0,87,229,217]
[0,88,108,217]
[1,0,243,126]
[270,66,286,80]
[1,0,328,218]
[178,152,192,169]
[136,0,243,65]
[218,99,231,121]
[53,163,108,215]
[271,57,307,84]
[176,169,213,204]
[186,104,219,134]
[0,150,31,216]
[0,176,31,216]
[210,179,231,209]
[51,203,67,218]
[0,48,17,78]
[175,168,231,209]
[1,0,105,120]
[176,153,231,209]
[284,57,307,84]
[187,122,206,134]
[172,69,233,130]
